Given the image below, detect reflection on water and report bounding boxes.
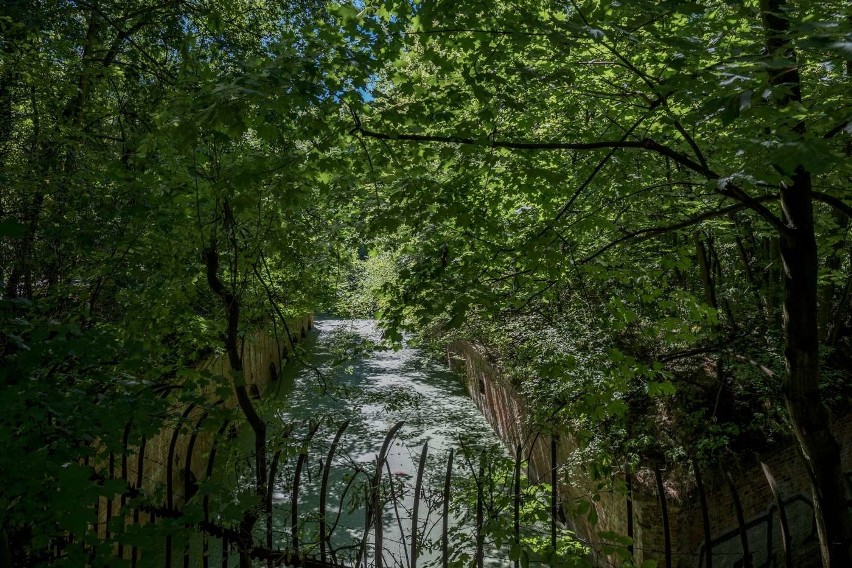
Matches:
[269,318,506,567]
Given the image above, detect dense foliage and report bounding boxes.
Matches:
[1,0,850,566]
[0,0,362,564]
[342,0,852,564]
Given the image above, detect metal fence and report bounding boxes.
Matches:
[40,417,847,568]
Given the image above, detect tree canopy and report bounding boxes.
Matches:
[1,0,850,566]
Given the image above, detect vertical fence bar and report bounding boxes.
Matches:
[693,461,712,568]
[184,408,212,568]
[106,451,115,541]
[725,470,751,568]
[411,442,429,568]
[320,420,350,565]
[374,454,384,568]
[356,482,371,568]
[761,462,792,568]
[372,422,405,568]
[117,422,132,561]
[131,435,147,568]
[654,466,672,568]
[514,444,521,568]
[475,456,485,568]
[202,421,230,568]
[384,460,410,568]
[550,436,558,553]
[165,403,197,568]
[201,420,231,568]
[88,454,99,558]
[625,462,634,558]
[267,448,282,568]
[442,448,454,568]
[292,422,321,559]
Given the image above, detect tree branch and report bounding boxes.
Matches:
[354,124,649,151]
[813,191,852,219]
[582,194,777,263]
[352,124,789,235]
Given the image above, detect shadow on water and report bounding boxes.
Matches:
[266,318,507,567]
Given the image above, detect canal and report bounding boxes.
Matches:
[266,318,507,567]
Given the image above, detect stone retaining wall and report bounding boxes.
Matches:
[446,340,851,568]
[95,315,313,540]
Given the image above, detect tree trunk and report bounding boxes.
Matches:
[778,172,851,567]
[761,1,852,565]
[203,244,267,568]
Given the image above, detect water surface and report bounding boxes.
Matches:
[269,318,505,567]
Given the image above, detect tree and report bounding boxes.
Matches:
[347,1,852,565]
[0,1,362,563]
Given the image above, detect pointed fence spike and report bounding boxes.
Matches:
[356,482,371,568]
[411,442,429,568]
[385,460,410,567]
[184,408,211,568]
[118,421,132,561]
[131,434,147,568]
[475,454,485,568]
[106,451,114,541]
[514,444,522,568]
[321,420,350,565]
[374,455,384,568]
[267,448,283,568]
[292,421,322,558]
[442,448,454,568]
[165,403,197,568]
[654,465,672,568]
[693,460,712,568]
[725,469,752,568]
[761,461,792,568]
[625,462,634,559]
[551,436,558,553]
[371,421,405,568]
[203,421,230,568]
